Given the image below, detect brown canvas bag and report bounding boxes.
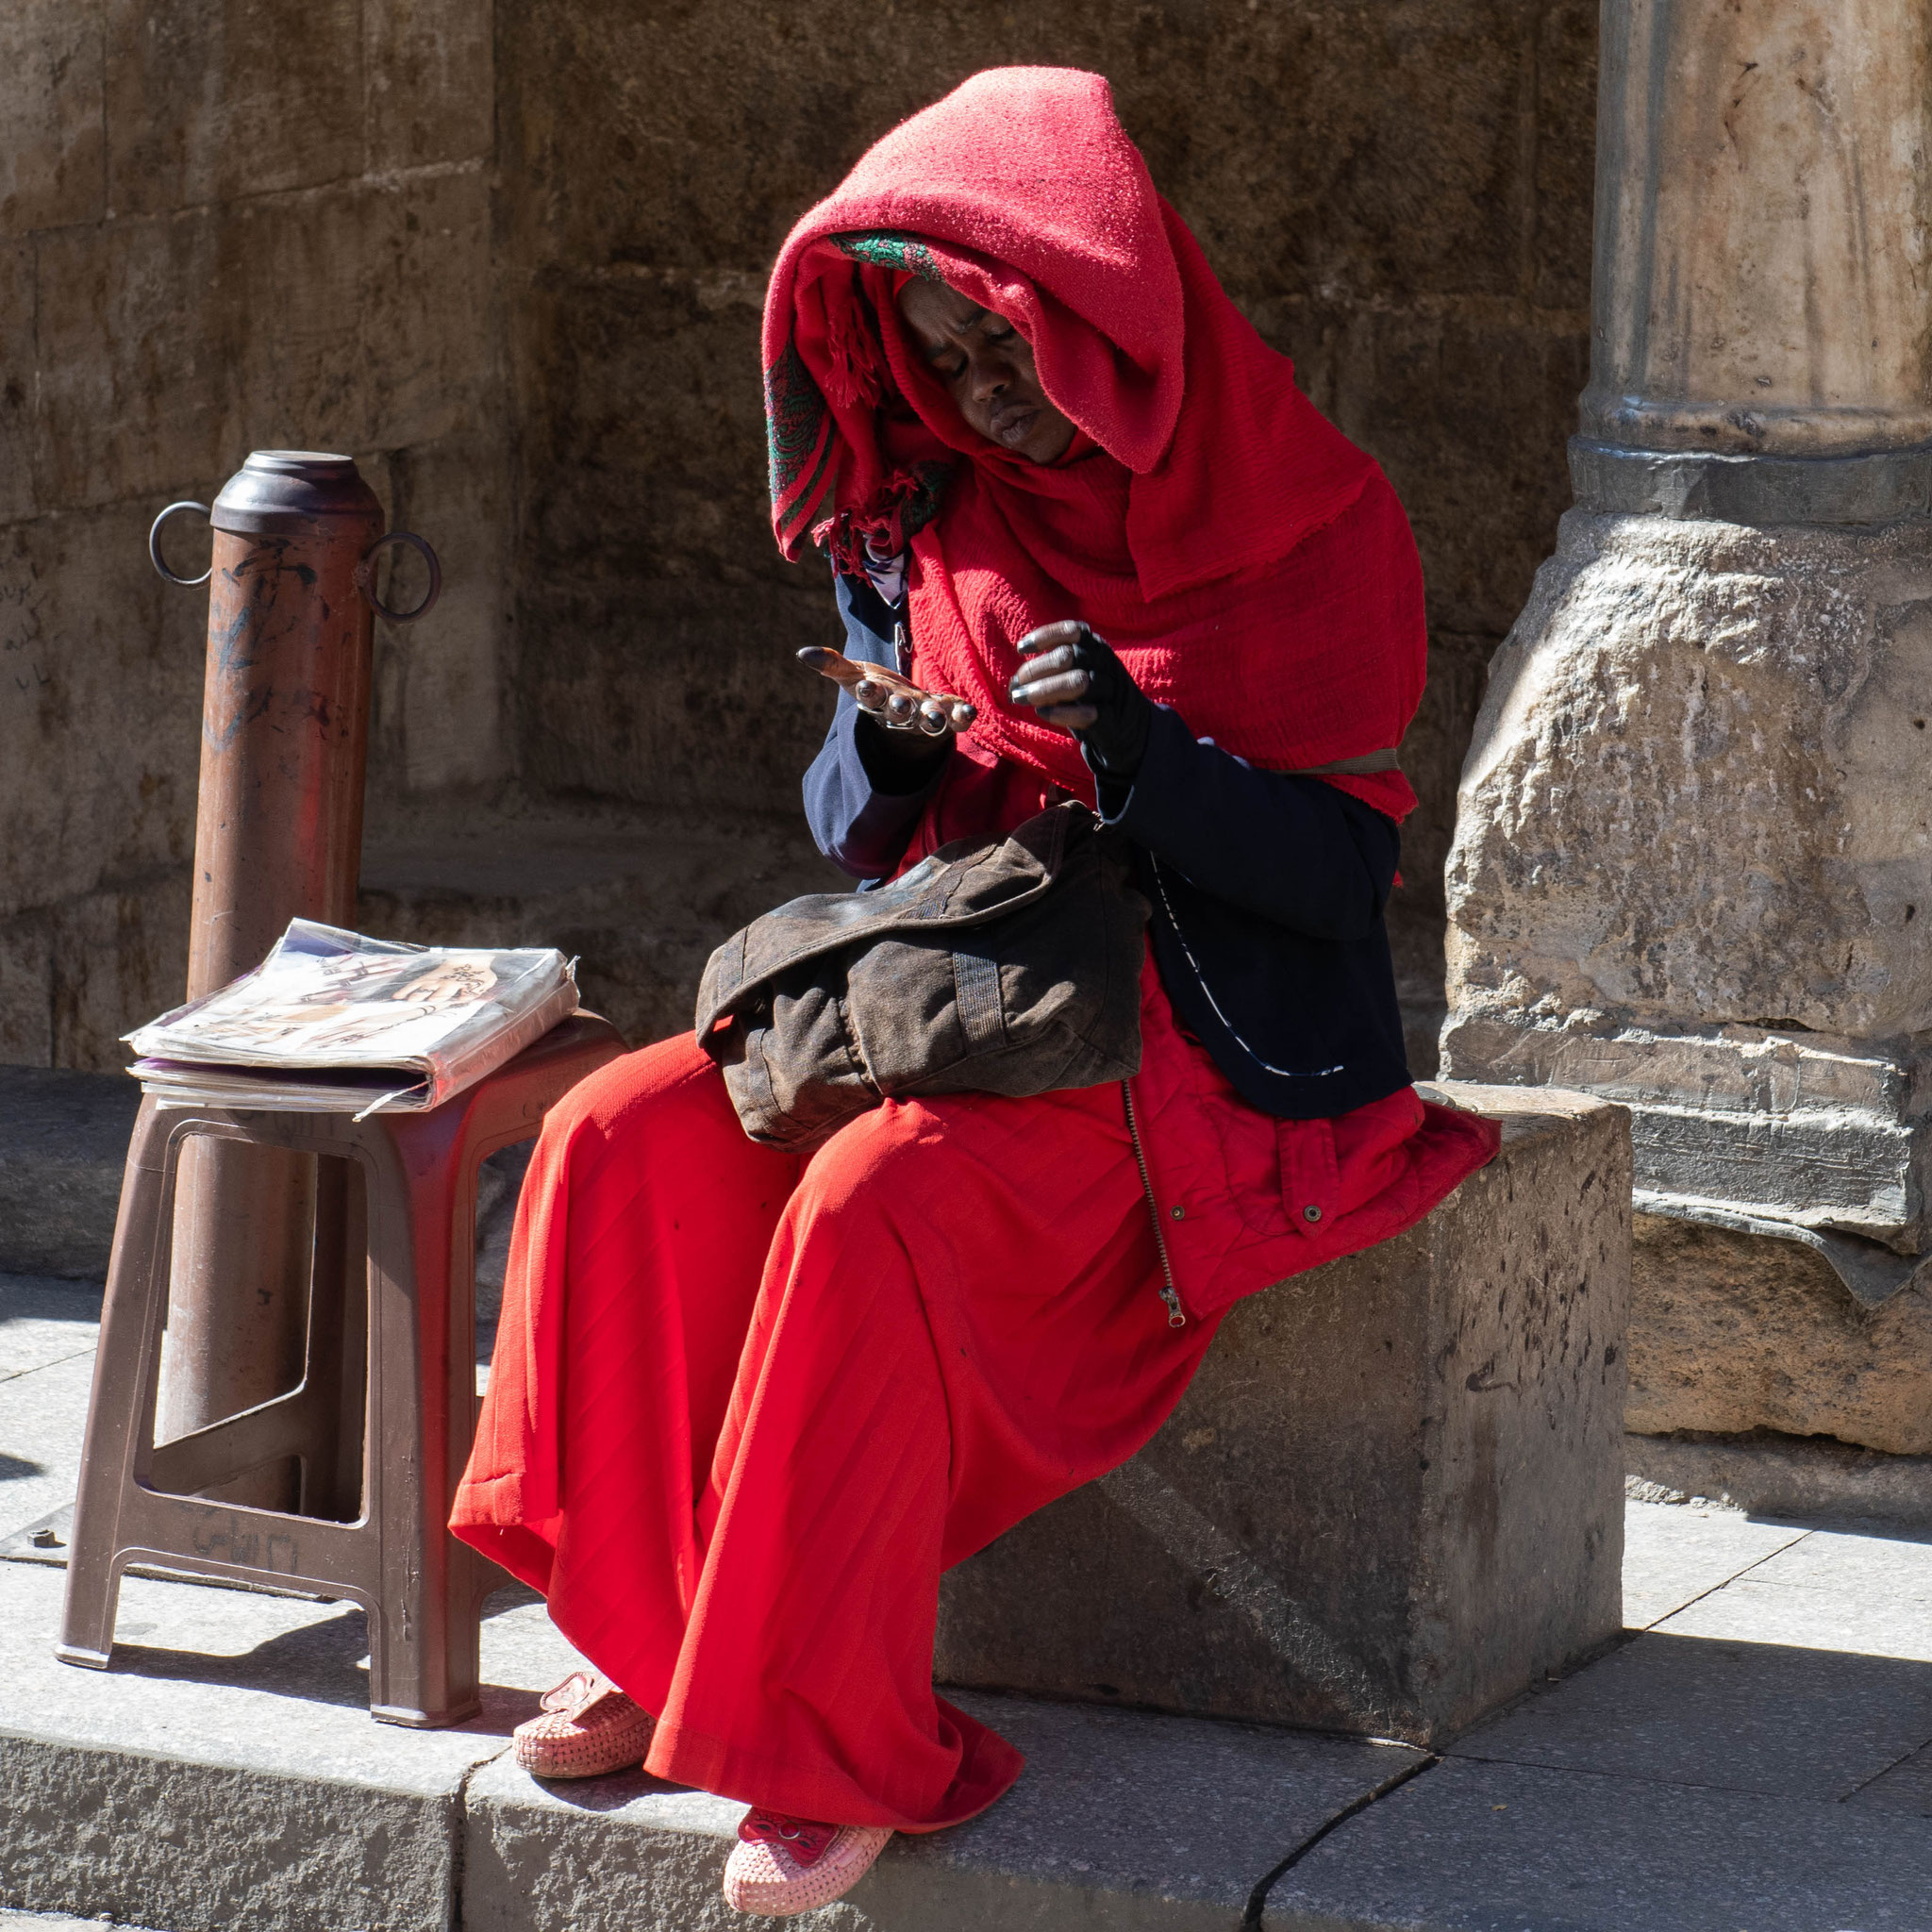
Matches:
[695,801,1150,1149]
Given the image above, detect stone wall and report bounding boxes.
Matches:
[1,2,1596,1070]
[0,0,505,1068]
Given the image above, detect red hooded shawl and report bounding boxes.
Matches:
[761,66,1425,823]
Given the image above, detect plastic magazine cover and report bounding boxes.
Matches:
[125,920,579,1115]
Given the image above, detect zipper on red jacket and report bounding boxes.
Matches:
[1121,1078,1187,1327]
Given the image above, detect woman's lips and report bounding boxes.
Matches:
[989,401,1038,446]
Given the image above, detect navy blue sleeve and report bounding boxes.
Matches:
[829,568,904,670]
[800,568,951,882]
[1097,704,1399,941]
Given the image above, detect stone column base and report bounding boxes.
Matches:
[1627,1432,1932,1530]
[935,1087,1631,1749]
[1628,1213,1932,1455]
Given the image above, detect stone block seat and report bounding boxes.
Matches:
[937,1085,1632,1748]
[54,1013,625,1728]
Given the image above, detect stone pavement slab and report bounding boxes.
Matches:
[464,1695,1423,1932]
[0,1541,1422,1932]
[0,1557,578,1781]
[1733,1522,1932,1603]
[9,1267,1932,1932]
[0,1354,94,1548]
[0,1274,102,1381]
[1270,1755,1932,1931]
[1618,1493,1807,1626]
[0,1274,100,1551]
[1453,1627,1932,1799]
[1658,1525,1932,1660]
[0,1557,582,1932]
[0,1066,138,1277]
[1852,1740,1932,1819]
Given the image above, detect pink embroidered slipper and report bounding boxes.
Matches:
[511,1671,657,1779]
[722,1807,893,1916]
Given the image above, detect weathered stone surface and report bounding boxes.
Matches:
[1445,1016,1930,1255]
[1626,1213,1932,1456]
[0,1553,590,1929]
[0,463,508,1071]
[9,1471,1932,1930]
[1446,512,1932,1045]
[4,1732,469,1932]
[358,808,844,1051]
[103,0,365,215]
[0,501,203,921]
[31,210,230,509]
[1588,1,1932,458]
[0,1537,1434,1932]
[1627,1428,1932,1527]
[365,428,508,798]
[45,876,194,1074]
[0,239,34,525]
[937,1086,1631,1747]
[0,922,54,1066]
[0,1563,494,1931]
[3,2,1601,1070]
[2,0,508,1084]
[462,1693,1424,1932]
[34,173,496,516]
[1441,2,1932,1464]
[0,1065,139,1277]
[363,0,495,175]
[1441,509,1932,1246]
[0,0,104,237]
[1271,1756,1932,1932]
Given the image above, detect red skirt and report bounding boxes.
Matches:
[452,967,1495,1830]
[453,1022,1227,1830]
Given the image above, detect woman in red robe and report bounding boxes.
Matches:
[452,66,1496,1919]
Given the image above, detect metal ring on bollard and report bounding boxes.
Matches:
[358,530,442,623]
[148,501,213,587]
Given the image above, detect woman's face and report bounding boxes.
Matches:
[895,280,1076,464]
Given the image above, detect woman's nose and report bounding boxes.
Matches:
[965,348,1009,403]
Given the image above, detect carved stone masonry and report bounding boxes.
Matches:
[1443,2,1932,1357]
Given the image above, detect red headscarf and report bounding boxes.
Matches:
[761,67,1424,821]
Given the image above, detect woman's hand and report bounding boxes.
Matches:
[798,646,976,738]
[1008,621,1154,779]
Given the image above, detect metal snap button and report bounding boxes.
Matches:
[1303,1204,1324,1224]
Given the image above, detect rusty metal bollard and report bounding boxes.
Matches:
[148,452,440,1501]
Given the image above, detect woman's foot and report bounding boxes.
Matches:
[722,1808,893,1916]
[510,1671,657,1779]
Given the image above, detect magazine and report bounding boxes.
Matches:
[125,920,580,1115]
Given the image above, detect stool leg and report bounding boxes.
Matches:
[58,1105,174,1668]
[361,1129,481,1725]
[297,1155,368,1522]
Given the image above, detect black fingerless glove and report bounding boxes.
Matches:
[1053,625,1155,780]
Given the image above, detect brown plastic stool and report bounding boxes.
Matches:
[57,1012,625,1725]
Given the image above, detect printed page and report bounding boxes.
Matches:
[126,921,578,1106]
